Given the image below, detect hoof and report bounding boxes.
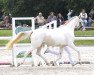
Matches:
[46,63,50,66]
[53,62,58,66]
[79,62,82,65]
[31,64,34,66]
[59,62,64,65]
[50,61,55,66]
[44,50,49,54]
[38,62,42,66]
[17,63,21,67]
[17,62,23,67]
[72,62,78,66]
[10,64,15,67]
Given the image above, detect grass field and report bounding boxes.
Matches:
[1,40,94,46]
[74,30,94,36]
[0,30,12,36]
[0,29,94,36]
[0,29,94,46]
[0,39,31,46]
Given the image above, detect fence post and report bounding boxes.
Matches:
[31,17,35,31]
[54,20,57,28]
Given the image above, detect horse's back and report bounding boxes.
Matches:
[31,27,73,47]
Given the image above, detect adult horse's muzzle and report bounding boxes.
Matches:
[77,16,84,30]
[78,22,83,30]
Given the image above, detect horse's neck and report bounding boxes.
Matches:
[60,17,78,32]
[66,22,75,32]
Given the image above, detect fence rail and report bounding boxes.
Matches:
[75,37,94,40]
[0,36,94,40]
[0,36,12,40]
[0,36,94,50]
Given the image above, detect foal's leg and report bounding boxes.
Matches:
[36,46,49,66]
[68,42,81,66]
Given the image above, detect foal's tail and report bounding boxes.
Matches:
[6,31,33,50]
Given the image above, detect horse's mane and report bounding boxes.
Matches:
[64,16,77,25]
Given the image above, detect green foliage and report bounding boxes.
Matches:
[0,0,3,10]
[0,0,94,18]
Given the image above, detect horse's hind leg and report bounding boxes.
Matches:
[36,46,49,66]
[54,47,63,66]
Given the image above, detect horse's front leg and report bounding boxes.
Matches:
[64,46,74,64]
[68,42,81,66]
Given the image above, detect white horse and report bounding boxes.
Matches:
[6,16,82,66]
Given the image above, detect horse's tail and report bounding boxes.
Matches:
[6,31,33,50]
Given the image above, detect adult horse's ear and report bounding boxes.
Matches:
[78,15,81,19]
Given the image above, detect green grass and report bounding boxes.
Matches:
[0,29,94,36]
[0,30,12,36]
[0,39,31,46]
[0,40,9,46]
[1,40,94,46]
[75,40,94,45]
[75,30,94,36]
[19,39,31,43]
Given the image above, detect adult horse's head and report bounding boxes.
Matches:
[74,16,83,30]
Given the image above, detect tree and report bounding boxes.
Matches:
[1,0,94,18]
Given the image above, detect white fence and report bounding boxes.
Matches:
[41,20,57,29]
[1,36,94,40]
[13,44,32,67]
[0,17,94,41]
[75,37,94,40]
[0,17,94,66]
[0,36,12,40]
[12,17,35,37]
